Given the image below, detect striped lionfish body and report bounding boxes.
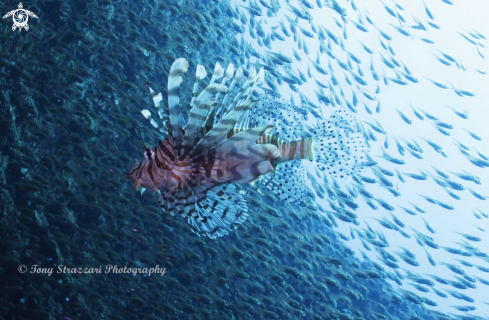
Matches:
[127,58,368,239]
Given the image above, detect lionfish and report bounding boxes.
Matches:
[127,58,368,239]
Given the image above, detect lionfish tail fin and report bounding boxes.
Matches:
[312,108,368,178]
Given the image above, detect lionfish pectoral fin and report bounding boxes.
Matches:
[202,126,278,184]
[187,184,249,240]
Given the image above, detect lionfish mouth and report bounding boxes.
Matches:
[127,151,154,191]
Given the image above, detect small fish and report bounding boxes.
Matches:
[466,187,487,200]
[457,232,481,242]
[410,202,426,213]
[409,17,427,31]
[395,108,412,124]
[451,306,476,312]
[433,288,447,298]
[443,187,461,200]
[396,70,418,83]
[422,218,436,234]
[379,0,397,17]
[398,229,411,238]
[424,248,436,266]
[445,105,468,119]
[389,23,412,37]
[358,40,373,54]
[458,32,478,45]
[425,77,449,89]
[357,85,376,101]
[430,166,449,179]
[420,138,445,156]
[388,212,405,228]
[425,18,440,29]
[392,137,405,156]
[378,150,405,165]
[380,53,396,69]
[415,35,435,44]
[433,120,453,129]
[408,102,425,120]
[464,128,482,141]
[399,206,417,216]
[364,121,386,135]
[450,170,481,184]
[395,169,405,183]
[444,289,474,303]
[350,19,368,32]
[373,198,395,211]
[363,102,373,115]
[432,123,451,136]
[403,171,427,180]
[447,81,476,97]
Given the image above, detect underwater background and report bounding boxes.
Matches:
[0,0,488,319]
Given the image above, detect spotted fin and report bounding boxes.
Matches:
[258,160,313,205]
[313,109,368,178]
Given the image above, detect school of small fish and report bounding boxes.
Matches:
[227,0,489,318]
[0,0,488,318]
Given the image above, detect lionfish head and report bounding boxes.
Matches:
[127,149,157,191]
[127,126,175,191]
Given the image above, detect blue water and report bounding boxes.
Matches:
[0,0,488,319]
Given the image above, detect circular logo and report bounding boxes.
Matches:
[2,3,38,32]
[18,264,27,274]
[13,9,28,28]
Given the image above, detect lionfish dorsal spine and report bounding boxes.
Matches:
[221,67,257,117]
[167,58,189,155]
[140,87,168,134]
[140,109,162,132]
[215,66,244,119]
[188,64,208,119]
[180,82,228,158]
[189,92,261,159]
[187,67,264,159]
[211,63,235,118]
[227,67,263,120]
[209,61,224,84]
